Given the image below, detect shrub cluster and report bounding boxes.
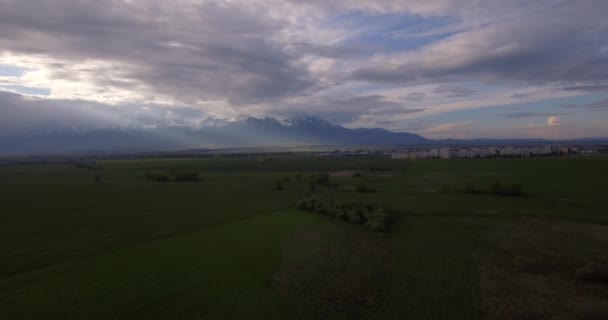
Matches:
[296,196,392,232]
[145,171,200,182]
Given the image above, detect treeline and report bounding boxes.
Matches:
[296,196,392,232]
[145,171,201,182]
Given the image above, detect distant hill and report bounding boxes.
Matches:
[0,115,606,156]
[0,115,429,155]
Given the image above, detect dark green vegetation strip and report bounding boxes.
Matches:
[1,156,607,319]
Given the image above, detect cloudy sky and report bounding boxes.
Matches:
[1,0,607,139]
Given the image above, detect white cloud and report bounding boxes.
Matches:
[547,115,560,126]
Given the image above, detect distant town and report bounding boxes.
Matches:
[1,143,607,166]
[387,144,605,160]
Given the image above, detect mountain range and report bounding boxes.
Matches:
[0,115,605,156]
[0,115,430,155]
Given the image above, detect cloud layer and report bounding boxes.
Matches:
[0,0,607,140]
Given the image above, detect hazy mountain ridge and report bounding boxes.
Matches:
[0,115,429,155]
[0,115,606,156]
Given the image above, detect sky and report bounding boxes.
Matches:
[1,0,608,139]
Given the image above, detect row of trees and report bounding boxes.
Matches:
[296,196,392,232]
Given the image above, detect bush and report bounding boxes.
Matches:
[352,172,363,178]
[295,196,392,231]
[295,173,303,182]
[575,263,608,283]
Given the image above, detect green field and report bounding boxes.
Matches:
[1,156,607,319]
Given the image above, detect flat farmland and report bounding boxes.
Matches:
[1,156,606,319]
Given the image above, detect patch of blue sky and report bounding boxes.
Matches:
[0,65,27,77]
[398,93,608,133]
[328,11,459,52]
[1,85,51,96]
[444,94,603,127]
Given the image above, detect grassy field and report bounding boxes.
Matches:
[1,156,607,319]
